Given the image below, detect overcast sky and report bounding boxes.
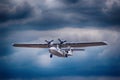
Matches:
[0,0,120,80]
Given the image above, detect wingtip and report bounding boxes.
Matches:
[103,41,108,45]
[12,43,15,46]
[12,43,16,47]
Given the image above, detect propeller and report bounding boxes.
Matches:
[45,40,54,47]
[58,38,67,44]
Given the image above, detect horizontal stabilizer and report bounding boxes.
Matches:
[62,48,85,51]
[71,49,85,51]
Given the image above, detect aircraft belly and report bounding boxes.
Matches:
[49,49,63,57]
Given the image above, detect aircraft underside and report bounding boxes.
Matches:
[49,47,72,58]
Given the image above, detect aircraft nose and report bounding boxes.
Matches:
[49,47,56,50]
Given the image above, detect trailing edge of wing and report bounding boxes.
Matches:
[13,44,48,48]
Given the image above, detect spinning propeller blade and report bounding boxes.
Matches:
[45,40,54,47]
[58,38,67,44]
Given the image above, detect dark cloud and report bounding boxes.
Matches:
[18,0,119,31]
[27,0,105,28]
[0,0,120,30]
[103,3,120,26]
[60,0,120,27]
[0,1,33,23]
[63,0,79,4]
[0,0,10,4]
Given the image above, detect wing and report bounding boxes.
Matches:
[61,42,107,47]
[13,42,107,48]
[13,44,49,48]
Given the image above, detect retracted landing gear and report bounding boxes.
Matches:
[50,54,53,58]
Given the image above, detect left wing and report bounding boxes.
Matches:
[13,44,49,48]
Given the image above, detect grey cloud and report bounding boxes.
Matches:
[62,0,79,4]
[0,0,120,30]
[24,0,119,29]
[103,2,120,26]
[0,1,33,23]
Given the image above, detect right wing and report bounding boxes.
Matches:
[61,42,107,47]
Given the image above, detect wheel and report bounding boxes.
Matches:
[65,54,68,57]
[50,54,53,58]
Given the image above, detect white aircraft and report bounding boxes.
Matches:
[13,39,107,58]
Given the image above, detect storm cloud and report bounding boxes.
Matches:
[0,0,120,29]
[0,0,33,24]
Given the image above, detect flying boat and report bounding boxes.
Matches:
[13,39,107,58]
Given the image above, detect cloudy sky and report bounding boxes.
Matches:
[0,0,120,80]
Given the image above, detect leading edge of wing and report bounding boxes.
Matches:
[13,42,107,48]
[13,44,48,48]
[63,42,107,47]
